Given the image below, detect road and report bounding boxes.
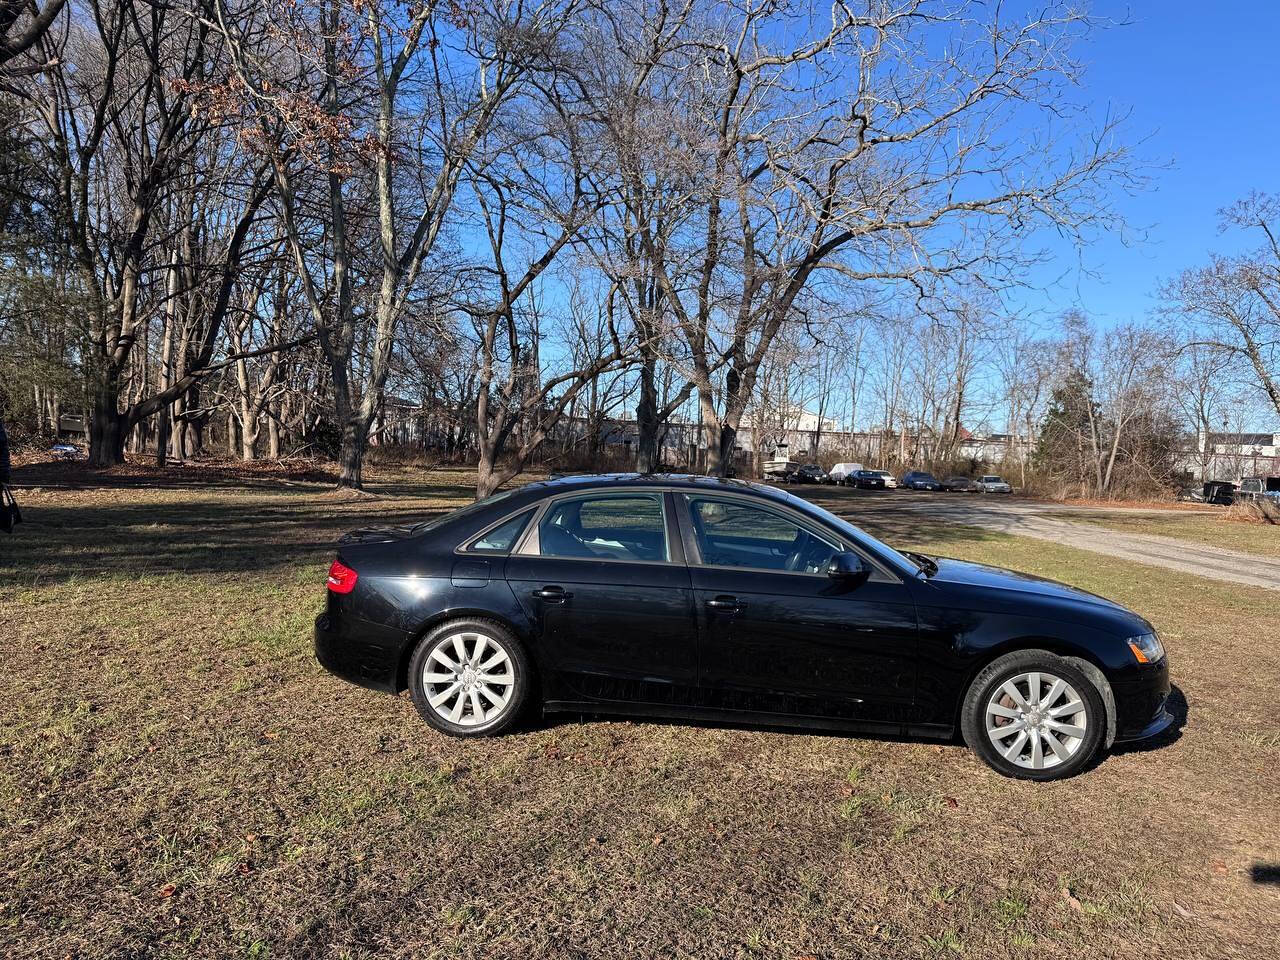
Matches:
[805,489,1280,592]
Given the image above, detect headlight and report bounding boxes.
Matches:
[1126,633,1165,664]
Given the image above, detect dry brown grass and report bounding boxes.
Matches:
[1,464,1277,959]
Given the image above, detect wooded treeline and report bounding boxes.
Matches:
[1,0,1277,497]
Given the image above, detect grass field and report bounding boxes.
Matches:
[1052,509,1280,559]
[2,466,1278,959]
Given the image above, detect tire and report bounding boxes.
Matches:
[407,618,533,737]
[961,649,1106,781]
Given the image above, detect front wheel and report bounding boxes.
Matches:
[407,618,532,737]
[961,650,1106,780]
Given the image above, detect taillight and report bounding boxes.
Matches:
[327,560,358,594]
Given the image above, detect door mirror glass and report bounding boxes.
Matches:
[827,551,871,585]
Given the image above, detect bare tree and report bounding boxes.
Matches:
[0,0,65,76]
[22,1,281,466]
[631,0,1134,476]
[1164,193,1280,420]
[212,0,578,487]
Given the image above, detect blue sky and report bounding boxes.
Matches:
[1018,1,1280,326]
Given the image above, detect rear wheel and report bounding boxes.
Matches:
[408,618,532,737]
[962,650,1106,780]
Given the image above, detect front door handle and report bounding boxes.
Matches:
[706,595,745,613]
[531,586,572,602]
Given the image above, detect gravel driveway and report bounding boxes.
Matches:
[809,490,1280,592]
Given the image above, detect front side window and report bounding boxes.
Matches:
[685,497,841,574]
[538,494,669,562]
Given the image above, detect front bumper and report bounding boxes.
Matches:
[1112,658,1174,742]
[315,612,407,694]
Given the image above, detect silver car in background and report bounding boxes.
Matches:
[976,475,1012,493]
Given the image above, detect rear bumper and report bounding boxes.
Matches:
[1112,659,1174,742]
[314,612,407,694]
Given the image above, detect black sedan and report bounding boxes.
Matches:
[792,463,828,484]
[901,470,942,491]
[851,469,888,489]
[316,475,1173,780]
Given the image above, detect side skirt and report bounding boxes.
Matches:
[542,699,954,742]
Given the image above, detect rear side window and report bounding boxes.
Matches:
[468,510,533,553]
[538,495,669,562]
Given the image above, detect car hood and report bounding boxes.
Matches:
[927,556,1130,614]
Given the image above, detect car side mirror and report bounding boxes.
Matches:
[827,551,871,586]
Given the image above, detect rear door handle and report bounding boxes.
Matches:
[531,586,572,602]
[706,596,745,613]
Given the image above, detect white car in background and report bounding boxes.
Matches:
[828,463,863,486]
[975,474,1012,493]
[873,470,898,489]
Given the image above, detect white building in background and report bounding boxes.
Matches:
[1184,430,1280,481]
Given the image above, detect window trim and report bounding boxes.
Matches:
[514,490,680,566]
[675,491,900,583]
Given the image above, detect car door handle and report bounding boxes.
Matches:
[531,586,572,602]
[706,596,745,613]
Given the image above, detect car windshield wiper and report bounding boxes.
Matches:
[905,551,937,577]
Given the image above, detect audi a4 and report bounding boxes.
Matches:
[315,475,1173,780]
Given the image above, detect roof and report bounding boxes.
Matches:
[525,472,783,499]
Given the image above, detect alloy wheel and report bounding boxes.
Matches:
[422,631,515,728]
[985,671,1088,770]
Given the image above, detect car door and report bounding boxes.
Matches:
[676,493,918,723]
[505,491,699,706]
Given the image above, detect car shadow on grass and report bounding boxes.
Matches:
[528,710,950,748]
[526,683,1189,778]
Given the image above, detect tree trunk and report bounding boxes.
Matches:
[87,377,126,467]
[267,408,281,459]
[634,361,661,474]
[698,386,721,476]
[476,455,502,500]
[338,415,368,489]
[715,422,737,476]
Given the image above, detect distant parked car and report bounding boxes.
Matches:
[1237,476,1280,503]
[49,442,83,461]
[872,470,898,489]
[852,469,888,489]
[1202,480,1236,505]
[941,476,978,492]
[829,462,863,486]
[901,470,941,491]
[793,463,828,484]
[975,475,1012,494]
